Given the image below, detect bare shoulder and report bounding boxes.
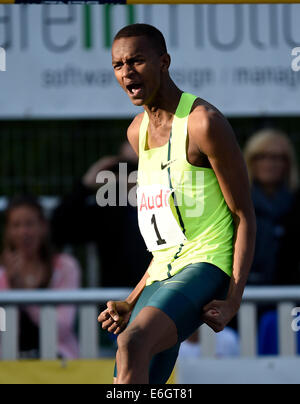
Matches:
[127,112,144,156]
[188,98,237,156]
[189,98,234,138]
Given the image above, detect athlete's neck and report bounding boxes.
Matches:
[144,79,183,127]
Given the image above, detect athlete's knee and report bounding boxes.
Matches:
[117,327,147,357]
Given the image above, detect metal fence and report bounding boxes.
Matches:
[0,286,299,361]
[0,288,131,360]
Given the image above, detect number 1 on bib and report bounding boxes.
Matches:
[151,214,166,246]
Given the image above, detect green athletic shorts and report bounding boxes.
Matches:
[114,262,230,384]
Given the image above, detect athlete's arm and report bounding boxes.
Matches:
[97,261,152,334]
[98,114,150,335]
[188,106,256,332]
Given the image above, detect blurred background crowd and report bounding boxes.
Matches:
[0,3,300,362]
[1,118,300,360]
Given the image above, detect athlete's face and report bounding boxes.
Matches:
[112,36,166,106]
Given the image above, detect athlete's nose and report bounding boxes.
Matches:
[122,62,135,79]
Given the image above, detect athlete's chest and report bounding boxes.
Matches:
[147,123,210,169]
[146,122,172,149]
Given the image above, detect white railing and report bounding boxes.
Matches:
[0,288,131,361]
[201,286,300,358]
[0,286,299,360]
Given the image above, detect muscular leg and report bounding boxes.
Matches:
[113,263,230,383]
[116,306,178,384]
[148,342,180,384]
[113,349,121,384]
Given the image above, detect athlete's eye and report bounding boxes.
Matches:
[134,59,144,65]
[127,58,144,67]
[113,63,122,70]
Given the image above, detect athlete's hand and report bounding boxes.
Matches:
[98,300,132,335]
[202,299,238,333]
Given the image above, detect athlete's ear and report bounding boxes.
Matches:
[160,53,171,72]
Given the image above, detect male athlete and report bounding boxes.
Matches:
[98,24,256,384]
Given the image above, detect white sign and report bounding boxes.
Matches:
[0,4,300,118]
[178,358,300,384]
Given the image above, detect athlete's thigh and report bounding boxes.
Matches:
[128,281,161,326]
[146,262,231,342]
[114,281,163,378]
[114,307,180,384]
[123,305,178,355]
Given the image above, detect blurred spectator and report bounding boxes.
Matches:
[244,129,299,285]
[179,327,240,358]
[278,186,300,285]
[0,195,81,359]
[258,310,300,355]
[51,141,152,287]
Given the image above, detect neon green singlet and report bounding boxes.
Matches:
[137,92,234,286]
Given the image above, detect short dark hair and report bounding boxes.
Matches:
[114,24,167,56]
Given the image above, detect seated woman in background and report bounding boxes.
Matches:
[244,129,299,286]
[0,195,81,359]
[244,130,300,355]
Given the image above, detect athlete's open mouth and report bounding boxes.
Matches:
[126,83,143,96]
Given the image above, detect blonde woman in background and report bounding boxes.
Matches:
[244,129,299,285]
[180,129,299,359]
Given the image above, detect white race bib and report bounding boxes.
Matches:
[137,184,187,252]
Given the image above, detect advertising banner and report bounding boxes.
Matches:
[0,4,299,118]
